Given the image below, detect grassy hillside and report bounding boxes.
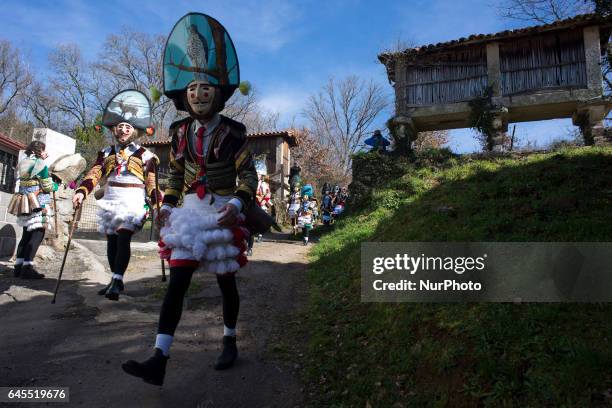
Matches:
[302,146,612,407]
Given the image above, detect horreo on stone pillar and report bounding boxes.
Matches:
[379,13,612,151]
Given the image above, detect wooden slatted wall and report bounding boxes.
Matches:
[499,30,587,95]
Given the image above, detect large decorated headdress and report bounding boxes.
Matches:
[163,12,240,111]
[102,89,153,133]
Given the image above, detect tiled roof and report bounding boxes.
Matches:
[142,129,300,147]
[379,13,612,83]
[0,131,26,153]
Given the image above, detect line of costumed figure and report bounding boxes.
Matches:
[71,12,274,386]
[287,165,349,245]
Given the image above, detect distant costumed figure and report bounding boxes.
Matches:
[320,182,334,225]
[122,12,257,386]
[298,184,315,245]
[287,165,302,234]
[334,186,348,217]
[9,141,58,279]
[248,173,272,255]
[72,89,161,301]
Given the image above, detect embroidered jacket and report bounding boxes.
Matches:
[162,115,257,210]
[76,142,160,202]
[18,156,56,193]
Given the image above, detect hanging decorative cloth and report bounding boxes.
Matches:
[194,126,207,199]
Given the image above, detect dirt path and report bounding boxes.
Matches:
[0,233,309,408]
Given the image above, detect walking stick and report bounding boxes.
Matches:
[52,191,60,238]
[153,160,166,282]
[51,204,82,304]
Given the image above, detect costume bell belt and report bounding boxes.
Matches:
[108,181,145,188]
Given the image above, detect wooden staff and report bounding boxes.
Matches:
[51,204,82,304]
[52,191,60,238]
[153,160,166,282]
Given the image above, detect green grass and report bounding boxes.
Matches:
[302,146,612,407]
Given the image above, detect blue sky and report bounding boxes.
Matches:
[0,0,582,152]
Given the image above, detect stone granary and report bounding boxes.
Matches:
[379,14,612,149]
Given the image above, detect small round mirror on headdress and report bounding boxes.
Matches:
[163,12,240,110]
[102,89,153,134]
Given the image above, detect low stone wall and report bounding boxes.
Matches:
[349,152,409,208]
[0,190,21,260]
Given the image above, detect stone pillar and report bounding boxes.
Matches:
[393,116,418,154]
[486,42,502,97]
[572,102,611,146]
[583,26,603,93]
[491,111,509,152]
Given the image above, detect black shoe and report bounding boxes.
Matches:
[21,265,45,279]
[303,240,308,246]
[214,336,238,370]
[13,264,22,277]
[104,278,123,301]
[122,348,168,386]
[98,278,124,296]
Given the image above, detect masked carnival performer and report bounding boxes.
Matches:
[10,141,58,279]
[297,184,315,245]
[321,183,334,225]
[72,90,160,301]
[122,13,257,386]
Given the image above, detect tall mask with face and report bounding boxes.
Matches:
[184,81,223,120]
[101,89,153,145]
[163,13,240,116]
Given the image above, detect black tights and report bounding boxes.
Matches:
[106,229,134,275]
[158,266,240,336]
[16,227,45,262]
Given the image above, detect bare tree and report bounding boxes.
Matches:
[22,80,68,131]
[303,75,389,176]
[292,128,349,190]
[497,0,592,24]
[92,29,175,130]
[0,108,33,144]
[0,39,32,115]
[48,44,96,129]
[413,130,450,151]
[223,86,280,133]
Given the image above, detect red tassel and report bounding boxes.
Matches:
[232,227,246,246]
[237,253,248,267]
[236,239,247,253]
[196,184,206,199]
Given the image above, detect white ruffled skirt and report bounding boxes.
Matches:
[17,210,46,231]
[96,185,147,235]
[159,194,248,275]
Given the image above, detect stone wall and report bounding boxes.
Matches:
[0,190,21,259]
[349,152,409,208]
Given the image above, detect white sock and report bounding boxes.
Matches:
[112,273,124,281]
[15,258,24,265]
[155,334,173,357]
[304,237,309,242]
[224,325,236,337]
[24,261,33,266]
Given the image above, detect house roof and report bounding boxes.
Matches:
[379,13,612,83]
[0,131,26,153]
[142,129,300,148]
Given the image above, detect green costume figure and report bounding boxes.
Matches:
[9,141,58,279]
